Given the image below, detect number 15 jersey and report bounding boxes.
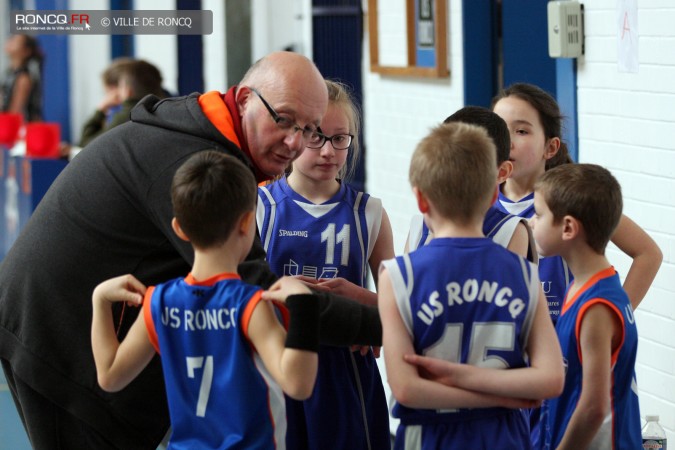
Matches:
[382,237,540,426]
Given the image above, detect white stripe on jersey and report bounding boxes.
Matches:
[518,256,540,361]
[498,196,534,216]
[252,352,287,449]
[352,192,368,284]
[403,425,422,450]
[364,196,383,264]
[381,258,415,337]
[490,215,522,248]
[257,186,276,252]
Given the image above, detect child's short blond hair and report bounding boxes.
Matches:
[409,122,497,223]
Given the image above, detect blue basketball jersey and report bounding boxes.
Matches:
[258,177,381,287]
[496,191,571,323]
[143,273,287,450]
[496,190,573,449]
[257,177,390,450]
[542,267,641,450]
[407,206,537,263]
[382,237,540,449]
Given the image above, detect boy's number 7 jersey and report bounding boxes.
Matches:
[257,177,382,286]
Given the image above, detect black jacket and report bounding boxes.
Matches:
[0,93,381,449]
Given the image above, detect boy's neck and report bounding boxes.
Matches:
[190,247,241,281]
[427,217,484,239]
[287,171,340,204]
[562,244,612,292]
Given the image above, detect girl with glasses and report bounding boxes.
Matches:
[257,79,393,450]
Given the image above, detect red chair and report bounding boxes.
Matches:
[0,113,23,147]
[26,122,61,158]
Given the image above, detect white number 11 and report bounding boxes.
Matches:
[321,223,350,265]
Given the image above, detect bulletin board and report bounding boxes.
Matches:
[368,0,449,78]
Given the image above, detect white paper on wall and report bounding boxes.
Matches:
[617,0,639,73]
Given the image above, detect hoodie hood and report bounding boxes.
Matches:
[130,93,233,147]
[130,91,270,182]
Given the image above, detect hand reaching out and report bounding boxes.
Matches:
[261,276,312,303]
[92,274,146,307]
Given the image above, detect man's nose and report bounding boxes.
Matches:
[284,128,305,152]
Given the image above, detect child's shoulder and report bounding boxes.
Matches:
[572,267,631,310]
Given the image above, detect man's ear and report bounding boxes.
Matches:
[171,217,190,242]
[235,86,253,118]
[544,137,561,161]
[497,160,513,184]
[413,187,429,214]
[239,210,255,234]
[561,215,580,241]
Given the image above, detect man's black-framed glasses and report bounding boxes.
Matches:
[306,133,354,151]
[250,87,323,146]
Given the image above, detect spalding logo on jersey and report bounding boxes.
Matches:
[278,229,309,238]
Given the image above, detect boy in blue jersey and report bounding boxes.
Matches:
[379,122,564,450]
[91,151,320,449]
[531,163,641,449]
[405,106,536,263]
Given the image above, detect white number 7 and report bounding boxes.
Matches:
[186,356,214,417]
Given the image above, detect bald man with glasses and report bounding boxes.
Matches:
[0,51,381,450]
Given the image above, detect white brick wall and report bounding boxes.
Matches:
[363,0,464,253]
[577,1,675,441]
[363,0,674,441]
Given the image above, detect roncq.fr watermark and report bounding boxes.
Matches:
[11,10,213,35]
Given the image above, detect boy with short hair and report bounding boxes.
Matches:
[379,122,563,449]
[531,163,641,449]
[406,106,536,262]
[80,59,165,147]
[91,150,319,449]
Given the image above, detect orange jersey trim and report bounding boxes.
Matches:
[240,290,264,345]
[566,267,625,366]
[240,292,290,351]
[575,298,625,367]
[184,272,240,286]
[561,266,617,315]
[198,91,241,148]
[143,286,160,354]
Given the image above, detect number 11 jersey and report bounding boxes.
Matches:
[257,176,383,286]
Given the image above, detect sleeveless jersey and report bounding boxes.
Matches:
[496,191,571,324]
[257,177,391,450]
[382,237,540,449]
[143,273,287,450]
[542,267,641,450]
[257,177,381,287]
[407,206,537,263]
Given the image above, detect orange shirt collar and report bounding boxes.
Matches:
[562,266,617,315]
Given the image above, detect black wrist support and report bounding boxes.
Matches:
[314,292,382,347]
[285,294,320,352]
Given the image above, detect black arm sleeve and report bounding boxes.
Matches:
[240,229,382,346]
[315,292,382,347]
[285,294,320,352]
